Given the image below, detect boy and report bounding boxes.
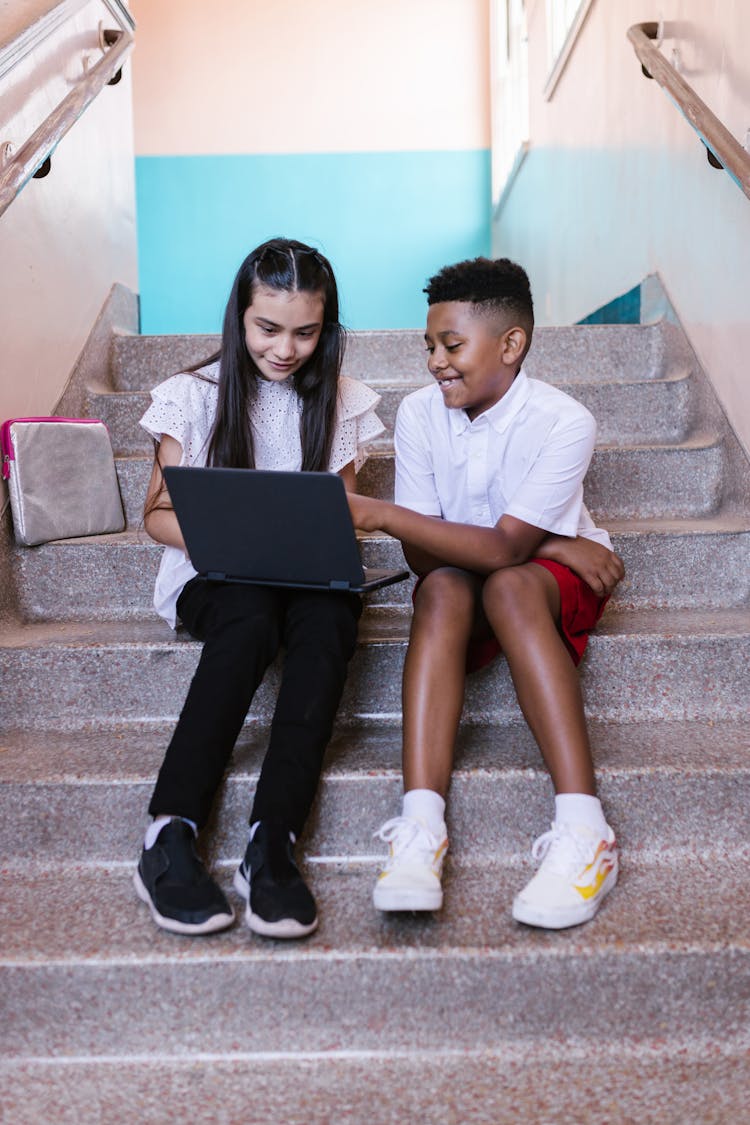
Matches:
[348,257,624,929]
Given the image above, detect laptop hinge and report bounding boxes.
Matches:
[329,580,352,590]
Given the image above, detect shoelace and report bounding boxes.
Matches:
[374,816,441,867]
[530,823,599,877]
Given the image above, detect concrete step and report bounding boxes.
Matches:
[109,321,686,391]
[1,855,748,1059]
[0,720,747,862]
[90,370,697,456]
[0,607,748,731]
[2,1039,748,1125]
[113,436,727,528]
[10,516,750,622]
[10,530,411,620]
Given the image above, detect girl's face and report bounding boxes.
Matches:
[243,284,325,382]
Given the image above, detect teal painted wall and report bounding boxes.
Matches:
[136,149,491,333]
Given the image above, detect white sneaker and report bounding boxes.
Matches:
[372,816,448,911]
[512,821,618,930]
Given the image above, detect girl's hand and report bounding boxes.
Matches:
[538,535,624,597]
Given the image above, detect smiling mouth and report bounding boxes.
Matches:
[437,375,462,387]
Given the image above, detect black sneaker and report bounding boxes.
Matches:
[233,821,318,939]
[134,818,235,935]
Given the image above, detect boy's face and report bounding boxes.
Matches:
[425,302,525,421]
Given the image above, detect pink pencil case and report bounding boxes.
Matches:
[1,417,125,546]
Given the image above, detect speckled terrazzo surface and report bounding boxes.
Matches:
[1,296,750,1120]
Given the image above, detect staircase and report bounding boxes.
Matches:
[1,312,749,1123]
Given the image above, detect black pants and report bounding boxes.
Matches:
[148,578,362,836]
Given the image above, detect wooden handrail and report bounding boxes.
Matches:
[0,25,134,219]
[627,22,750,201]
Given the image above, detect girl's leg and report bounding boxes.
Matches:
[250,588,361,836]
[148,579,283,827]
[402,567,483,797]
[481,562,596,794]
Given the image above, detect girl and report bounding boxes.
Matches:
[134,238,384,939]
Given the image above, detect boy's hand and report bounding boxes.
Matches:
[537,535,624,597]
[347,492,388,534]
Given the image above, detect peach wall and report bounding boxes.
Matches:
[0,0,138,427]
[494,0,750,454]
[130,0,490,155]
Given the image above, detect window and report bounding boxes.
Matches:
[490,0,529,206]
[544,0,595,98]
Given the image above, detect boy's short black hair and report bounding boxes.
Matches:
[424,257,534,333]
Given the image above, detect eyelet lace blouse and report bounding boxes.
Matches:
[140,362,385,626]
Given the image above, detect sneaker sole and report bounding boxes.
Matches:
[232,868,318,940]
[133,868,235,936]
[511,868,618,930]
[372,883,443,912]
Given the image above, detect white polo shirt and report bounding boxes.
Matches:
[394,370,611,548]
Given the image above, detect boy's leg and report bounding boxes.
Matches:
[481,562,595,794]
[403,567,484,795]
[374,567,479,912]
[236,588,361,939]
[481,562,617,929]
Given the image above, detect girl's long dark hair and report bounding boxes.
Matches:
[201,237,344,472]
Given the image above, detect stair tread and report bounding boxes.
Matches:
[2,1041,748,1125]
[3,605,750,649]
[113,430,724,462]
[26,509,750,549]
[93,363,695,397]
[2,853,748,967]
[1,719,748,783]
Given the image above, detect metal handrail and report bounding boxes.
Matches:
[627,21,750,201]
[0,24,134,219]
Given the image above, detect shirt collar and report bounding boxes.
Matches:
[447,369,530,436]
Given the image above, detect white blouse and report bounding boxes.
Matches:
[140,362,385,626]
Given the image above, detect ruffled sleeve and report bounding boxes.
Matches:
[139,367,219,466]
[328,376,386,473]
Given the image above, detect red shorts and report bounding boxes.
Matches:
[412,558,608,673]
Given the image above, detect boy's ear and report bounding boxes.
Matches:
[500,326,527,364]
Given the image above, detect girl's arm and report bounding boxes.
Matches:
[338,460,357,493]
[534,534,624,596]
[143,435,187,551]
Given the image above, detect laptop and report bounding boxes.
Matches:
[163,466,410,594]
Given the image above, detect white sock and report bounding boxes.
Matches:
[402,789,446,838]
[144,815,197,850]
[554,793,607,837]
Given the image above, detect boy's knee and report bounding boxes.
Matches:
[481,565,540,620]
[414,568,476,619]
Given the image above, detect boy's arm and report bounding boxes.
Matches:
[348,496,623,596]
[534,533,624,596]
[348,494,547,575]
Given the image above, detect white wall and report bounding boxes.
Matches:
[493,0,750,454]
[0,0,138,426]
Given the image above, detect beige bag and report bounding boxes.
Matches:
[1,417,125,546]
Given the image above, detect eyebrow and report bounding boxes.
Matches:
[424,328,464,341]
[254,316,322,330]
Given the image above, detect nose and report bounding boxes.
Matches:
[273,334,295,360]
[428,347,447,376]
